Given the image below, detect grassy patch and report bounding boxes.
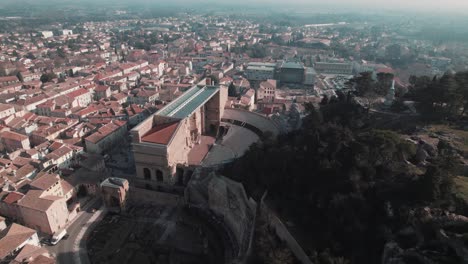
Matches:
[427,125,468,152]
[454,176,468,203]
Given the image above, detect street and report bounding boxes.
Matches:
[46,199,103,264]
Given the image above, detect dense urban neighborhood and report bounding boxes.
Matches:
[1,1,468,264]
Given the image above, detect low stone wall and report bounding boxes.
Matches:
[261,203,313,264]
[128,187,182,206]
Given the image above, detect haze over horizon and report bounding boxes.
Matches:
[2,0,468,14]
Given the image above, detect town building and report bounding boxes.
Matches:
[304,67,317,86]
[65,88,92,107]
[94,85,112,100]
[0,131,30,152]
[0,76,20,86]
[85,120,128,154]
[0,103,15,119]
[239,88,255,111]
[129,88,159,105]
[279,61,305,84]
[131,84,227,185]
[0,223,40,261]
[314,62,353,75]
[41,31,54,38]
[62,29,73,35]
[16,173,73,235]
[245,62,277,81]
[101,177,129,212]
[257,79,277,102]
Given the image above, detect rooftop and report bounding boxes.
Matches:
[141,121,180,145]
[156,85,219,119]
[100,177,129,189]
[18,190,63,212]
[246,66,276,71]
[3,192,25,204]
[0,103,14,111]
[1,131,28,142]
[281,61,305,70]
[0,223,36,259]
[14,244,48,263]
[187,136,215,165]
[85,120,127,144]
[30,174,60,190]
[247,62,277,67]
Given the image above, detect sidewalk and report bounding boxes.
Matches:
[64,196,100,231]
[73,207,107,264]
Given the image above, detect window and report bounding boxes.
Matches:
[156,170,163,182]
[143,168,151,180]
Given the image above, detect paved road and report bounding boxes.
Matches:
[46,199,103,264]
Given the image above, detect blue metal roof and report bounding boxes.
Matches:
[281,61,305,70]
[157,85,220,119]
[248,62,277,67]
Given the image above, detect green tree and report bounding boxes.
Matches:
[57,48,66,58]
[209,75,219,85]
[228,82,237,97]
[16,72,24,82]
[376,72,394,96]
[418,155,456,202]
[25,52,36,60]
[440,73,462,117]
[385,44,401,61]
[40,72,57,83]
[248,44,268,58]
[347,72,375,96]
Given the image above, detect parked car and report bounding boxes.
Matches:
[50,230,68,245]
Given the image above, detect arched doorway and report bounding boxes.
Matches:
[176,168,184,186]
[210,124,216,134]
[217,126,225,139]
[110,196,120,208]
[77,185,88,198]
[143,168,151,180]
[156,170,164,182]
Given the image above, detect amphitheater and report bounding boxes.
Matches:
[203,108,281,166]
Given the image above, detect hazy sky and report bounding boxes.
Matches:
[128,0,468,14]
[3,0,468,14]
[233,0,468,12]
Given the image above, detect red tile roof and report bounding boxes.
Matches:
[14,244,48,263]
[1,131,28,142]
[30,174,60,190]
[17,190,61,211]
[0,223,37,259]
[85,121,127,144]
[377,67,395,74]
[65,88,89,99]
[3,192,24,204]
[95,85,110,92]
[0,76,19,83]
[141,121,180,145]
